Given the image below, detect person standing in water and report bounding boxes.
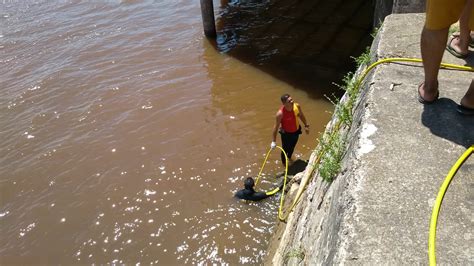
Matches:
[271,94,310,166]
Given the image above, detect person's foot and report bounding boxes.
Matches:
[418,82,439,104]
[460,97,474,108]
[458,96,474,115]
[457,104,474,115]
[452,32,474,48]
[446,36,469,58]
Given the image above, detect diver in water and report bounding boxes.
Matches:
[234,177,269,201]
[234,177,283,201]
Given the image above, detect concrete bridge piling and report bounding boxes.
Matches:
[200,0,217,38]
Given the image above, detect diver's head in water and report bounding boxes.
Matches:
[244,177,255,190]
[235,176,271,201]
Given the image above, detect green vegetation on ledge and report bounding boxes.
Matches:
[317,46,372,181]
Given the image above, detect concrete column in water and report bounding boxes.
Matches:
[200,0,217,38]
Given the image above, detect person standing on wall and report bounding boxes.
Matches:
[445,1,474,59]
[418,0,474,115]
[271,94,310,166]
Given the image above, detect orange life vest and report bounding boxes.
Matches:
[280,103,300,133]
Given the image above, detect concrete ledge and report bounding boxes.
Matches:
[265,13,473,265]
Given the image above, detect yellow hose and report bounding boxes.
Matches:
[255,58,473,259]
[252,59,473,255]
[254,146,283,187]
[428,145,473,266]
[254,145,290,218]
[354,58,473,92]
[274,58,473,222]
[355,59,472,265]
[254,144,312,221]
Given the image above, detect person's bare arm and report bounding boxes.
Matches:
[272,111,282,142]
[297,104,309,134]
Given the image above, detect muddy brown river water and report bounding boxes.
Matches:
[0,0,372,264]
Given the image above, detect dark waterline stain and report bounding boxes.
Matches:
[213,0,375,99]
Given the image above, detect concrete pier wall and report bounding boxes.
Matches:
[264,13,474,265]
[374,0,425,26]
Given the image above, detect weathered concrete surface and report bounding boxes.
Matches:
[265,13,473,265]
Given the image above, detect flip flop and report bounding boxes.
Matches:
[446,36,469,58]
[456,104,474,115]
[417,83,439,104]
[451,33,474,48]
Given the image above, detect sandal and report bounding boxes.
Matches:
[456,104,474,115]
[451,32,474,48]
[417,83,439,104]
[446,36,469,58]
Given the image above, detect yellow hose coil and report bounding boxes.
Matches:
[428,145,473,266]
[274,58,473,222]
[254,58,473,262]
[254,145,287,187]
[254,145,290,221]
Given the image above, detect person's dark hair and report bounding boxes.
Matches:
[280,93,290,103]
[244,177,255,189]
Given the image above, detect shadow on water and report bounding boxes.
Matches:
[211,0,375,99]
[287,159,308,176]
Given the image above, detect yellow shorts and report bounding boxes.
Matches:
[425,0,474,30]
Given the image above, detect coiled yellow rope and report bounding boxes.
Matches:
[254,57,473,262]
[254,145,290,221]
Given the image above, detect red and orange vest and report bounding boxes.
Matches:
[280,103,300,133]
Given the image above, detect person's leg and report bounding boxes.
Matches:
[286,133,299,163]
[470,0,474,45]
[280,133,290,166]
[419,26,449,101]
[461,0,474,40]
[420,0,464,101]
[280,132,298,166]
[448,0,473,56]
[460,79,474,108]
[460,1,474,110]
